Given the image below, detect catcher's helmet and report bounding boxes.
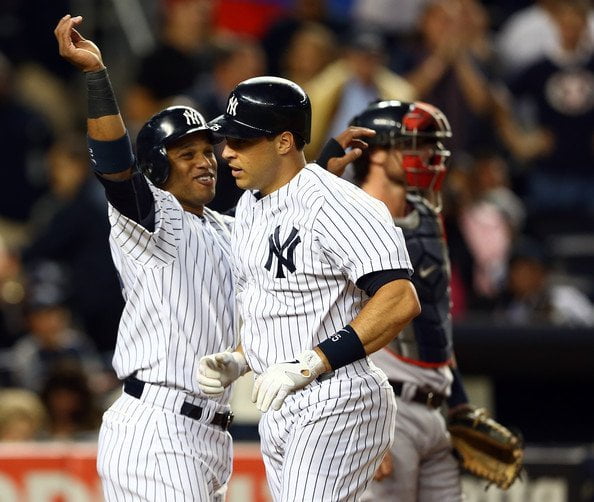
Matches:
[136,105,220,186]
[351,100,452,192]
[208,76,311,143]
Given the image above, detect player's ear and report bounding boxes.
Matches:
[276,131,294,154]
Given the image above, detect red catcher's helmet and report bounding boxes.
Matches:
[401,102,452,193]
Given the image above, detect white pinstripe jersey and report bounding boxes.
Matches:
[232,163,413,374]
[108,183,236,403]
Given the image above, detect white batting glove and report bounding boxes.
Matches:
[197,349,249,396]
[252,350,326,412]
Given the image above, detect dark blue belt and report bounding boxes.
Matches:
[124,376,234,431]
[389,380,445,409]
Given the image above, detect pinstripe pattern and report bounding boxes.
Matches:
[109,184,236,399]
[232,164,412,374]
[259,360,397,502]
[232,163,411,500]
[98,392,232,501]
[99,183,236,501]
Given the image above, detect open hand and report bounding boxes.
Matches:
[54,14,104,72]
[326,126,376,176]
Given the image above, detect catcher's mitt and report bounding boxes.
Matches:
[448,407,523,490]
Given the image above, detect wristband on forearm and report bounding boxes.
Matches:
[86,68,119,118]
[317,324,366,370]
[87,133,134,174]
[316,138,345,170]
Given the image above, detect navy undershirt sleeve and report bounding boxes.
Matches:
[96,172,155,232]
[356,269,411,297]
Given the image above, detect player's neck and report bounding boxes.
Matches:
[362,177,407,218]
[180,202,205,217]
[259,153,306,197]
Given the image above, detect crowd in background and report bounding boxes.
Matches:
[0,0,593,443]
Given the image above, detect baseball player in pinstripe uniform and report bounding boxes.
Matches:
[197,77,421,501]
[55,16,237,501]
[321,100,470,501]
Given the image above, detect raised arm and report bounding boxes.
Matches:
[55,15,155,229]
[54,14,131,180]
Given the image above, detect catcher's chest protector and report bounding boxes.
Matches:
[387,195,453,364]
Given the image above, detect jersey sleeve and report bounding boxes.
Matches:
[108,183,182,267]
[314,189,413,284]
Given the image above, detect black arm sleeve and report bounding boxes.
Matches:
[356,269,411,297]
[96,172,155,232]
[316,138,345,170]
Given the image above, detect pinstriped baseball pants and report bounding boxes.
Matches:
[259,361,397,502]
[97,388,232,501]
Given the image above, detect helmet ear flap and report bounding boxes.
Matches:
[139,145,170,186]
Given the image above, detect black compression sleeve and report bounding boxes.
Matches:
[316,138,345,170]
[97,172,155,231]
[356,269,411,297]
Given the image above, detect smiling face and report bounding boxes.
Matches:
[162,131,218,215]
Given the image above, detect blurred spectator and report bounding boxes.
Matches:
[0,235,26,350]
[9,263,106,394]
[304,28,416,158]
[39,363,102,440]
[261,0,347,76]
[281,22,337,86]
[0,51,52,249]
[0,388,47,441]
[493,238,594,326]
[495,0,594,77]
[506,0,594,216]
[399,0,498,159]
[444,154,524,314]
[124,0,218,132]
[22,133,124,355]
[351,0,431,40]
[189,34,266,212]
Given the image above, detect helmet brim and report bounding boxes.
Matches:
[208,114,274,139]
[165,126,224,145]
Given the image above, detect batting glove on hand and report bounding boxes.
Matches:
[252,350,326,412]
[197,349,249,396]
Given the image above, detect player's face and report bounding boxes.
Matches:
[163,132,217,215]
[369,146,407,185]
[222,136,281,195]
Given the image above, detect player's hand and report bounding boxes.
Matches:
[197,349,249,396]
[373,451,394,481]
[326,126,376,176]
[55,14,105,72]
[252,350,326,412]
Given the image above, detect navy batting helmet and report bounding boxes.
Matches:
[136,105,220,186]
[208,76,311,143]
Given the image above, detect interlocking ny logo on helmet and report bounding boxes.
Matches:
[208,76,311,143]
[227,95,239,116]
[136,106,221,186]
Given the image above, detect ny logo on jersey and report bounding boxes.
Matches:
[265,226,301,278]
[227,95,239,116]
[183,108,202,126]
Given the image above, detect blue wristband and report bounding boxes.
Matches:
[87,132,135,174]
[317,325,366,370]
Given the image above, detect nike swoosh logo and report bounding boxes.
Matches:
[418,264,438,279]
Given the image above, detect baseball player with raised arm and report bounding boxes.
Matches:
[321,100,470,501]
[197,77,421,501]
[55,15,238,501]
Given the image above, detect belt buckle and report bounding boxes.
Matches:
[223,411,234,431]
[425,391,435,408]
